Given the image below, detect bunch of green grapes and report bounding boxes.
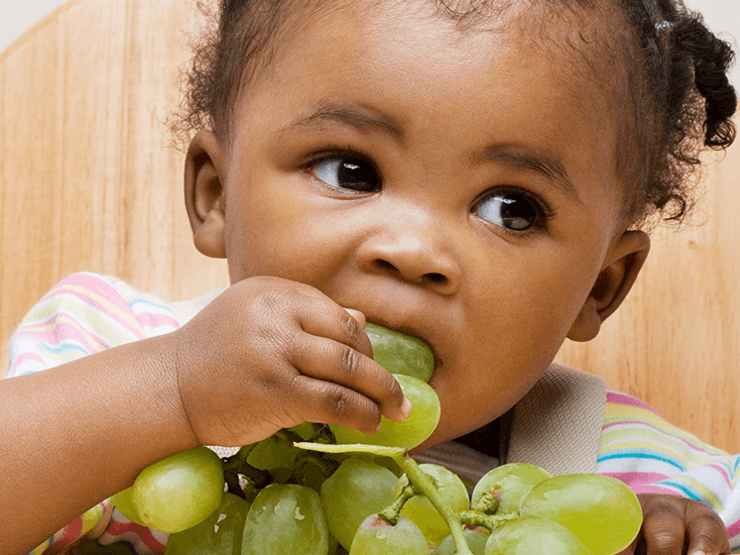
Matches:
[345,461,641,555]
[111,325,437,554]
[111,325,642,555]
[454,463,642,555]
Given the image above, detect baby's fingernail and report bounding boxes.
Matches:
[400,396,412,420]
[344,308,366,327]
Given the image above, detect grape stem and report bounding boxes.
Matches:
[378,484,416,525]
[472,491,500,515]
[459,509,518,531]
[390,454,473,555]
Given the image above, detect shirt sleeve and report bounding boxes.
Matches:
[4,272,179,555]
[596,390,740,553]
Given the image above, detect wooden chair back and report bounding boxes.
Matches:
[0,0,229,367]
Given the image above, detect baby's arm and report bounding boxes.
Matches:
[618,494,731,555]
[0,274,407,554]
[0,332,196,553]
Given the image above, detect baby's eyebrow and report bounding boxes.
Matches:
[280,103,405,142]
[475,145,583,205]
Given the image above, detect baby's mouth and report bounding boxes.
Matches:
[365,322,438,383]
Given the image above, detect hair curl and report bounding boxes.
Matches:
[171,0,737,228]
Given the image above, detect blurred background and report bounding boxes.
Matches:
[1,0,739,89]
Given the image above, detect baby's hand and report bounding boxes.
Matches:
[169,276,410,448]
[617,494,730,555]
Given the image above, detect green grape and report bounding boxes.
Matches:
[394,463,469,546]
[111,486,146,525]
[242,483,329,555]
[320,457,398,551]
[131,446,224,534]
[246,434,296,483]
[289,422,318,440]
[366,323,435,383]
[330,374,440,450]
[164,493,250,554]
[518,473,642,555]
[432,529,489,555]
[349,515,429,555]
[471,463,552,515]
[371,454,403,477]
[485,515,593,555]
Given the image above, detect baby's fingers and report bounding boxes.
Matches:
[628,494,731,555]
[684,499,731,555]
[639,499,689,555]
[287,375,394,435]
[292,334,411,425]
[289,293,410,423]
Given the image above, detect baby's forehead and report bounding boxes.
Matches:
[266,0,630,79]
[229,0,639,172]
[259,0,632,112]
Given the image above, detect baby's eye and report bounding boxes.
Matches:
[310,154,381,193]
[474,188,548,232]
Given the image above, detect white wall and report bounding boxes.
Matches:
[0,0,738,84]
[0,0,69,53]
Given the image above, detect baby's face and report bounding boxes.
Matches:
[198,1,642,448]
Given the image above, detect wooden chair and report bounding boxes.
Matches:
[0,0,230,368]
[1,0,738,452]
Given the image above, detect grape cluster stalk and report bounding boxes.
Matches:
[110,325,642,554]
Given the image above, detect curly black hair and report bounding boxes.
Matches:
[172,0,737,228]
[619,0,737,225]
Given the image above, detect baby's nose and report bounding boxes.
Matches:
[356,228,461,295]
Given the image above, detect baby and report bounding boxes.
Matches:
[1,0,737,554]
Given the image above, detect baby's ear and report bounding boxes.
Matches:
[567,230,651,342]
[184,130,227,258]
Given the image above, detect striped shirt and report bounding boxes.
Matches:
[5,273,740,554]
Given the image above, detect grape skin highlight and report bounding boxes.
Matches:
[164,492,250,555]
